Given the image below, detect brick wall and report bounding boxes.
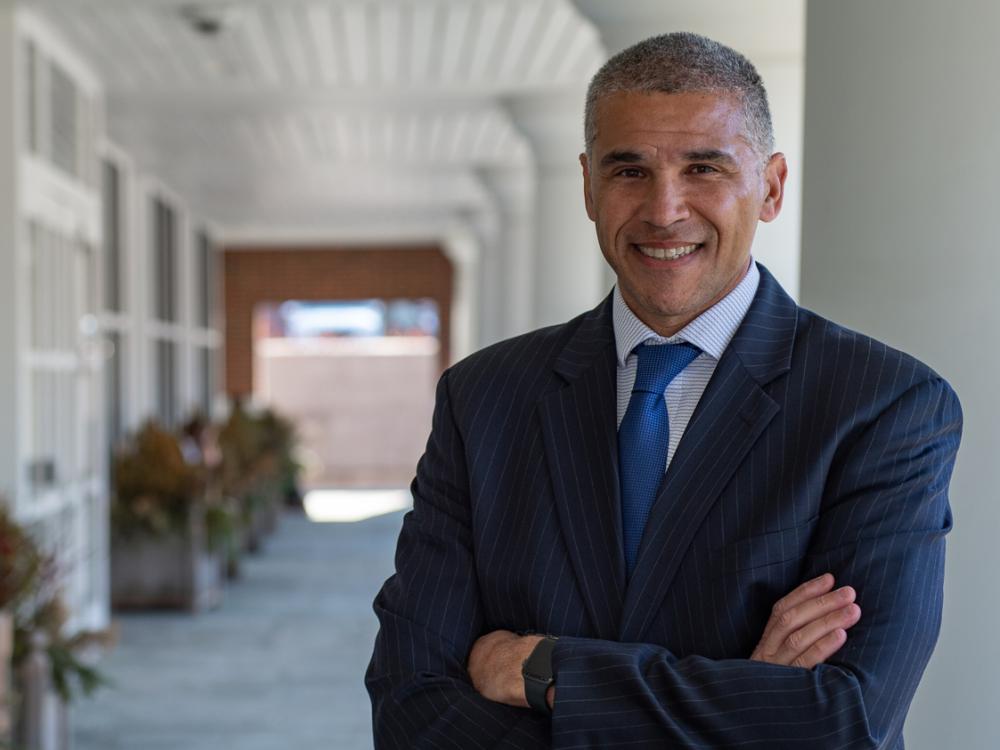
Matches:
[222,246,453,395]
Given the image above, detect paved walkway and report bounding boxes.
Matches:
[72,506,406,750]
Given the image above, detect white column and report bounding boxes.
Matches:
[745,60,802,299]
[0,8,22,503]
[479,166,535,342]
[506,91,608,330]
[440,221,480,365]
[801,2,999,748]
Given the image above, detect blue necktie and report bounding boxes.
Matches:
[619,341,701,577]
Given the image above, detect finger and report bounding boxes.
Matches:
[770,584,855,641]
[791,628,847,669]
[791,619,857,669]
[771,573,836,618]
[756,574,836,645]
[756,585,856,659]
[780,603,861,666]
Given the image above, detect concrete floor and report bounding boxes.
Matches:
[72,507,406,750]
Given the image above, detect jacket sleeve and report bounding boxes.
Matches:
[366,370,550,749]
[547,376,962,749]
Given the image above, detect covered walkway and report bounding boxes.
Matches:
[72,508,405,749]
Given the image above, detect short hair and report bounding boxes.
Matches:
[584,32,775,158]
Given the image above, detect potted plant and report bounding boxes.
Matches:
[110,421,223,612]
[13,590,111,750]
[218,400,275,554]
[0,503,109,749]
[257,408,303,521]
[0,503,43,744]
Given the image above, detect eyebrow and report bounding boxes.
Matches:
[598,148,739,168]
[599,150,646,168]
[683,149,738,166]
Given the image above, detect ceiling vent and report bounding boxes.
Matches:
[179,4,240,37]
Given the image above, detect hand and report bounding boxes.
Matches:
[750,573,861,669]
[468,630,544,707]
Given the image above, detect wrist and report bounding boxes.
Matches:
[521,635,558,714]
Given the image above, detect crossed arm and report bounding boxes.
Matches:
[469,572,862,710]
[366,373,961,749]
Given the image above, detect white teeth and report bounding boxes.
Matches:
[636,244,699,260]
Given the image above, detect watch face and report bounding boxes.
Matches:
[523,636,557,683]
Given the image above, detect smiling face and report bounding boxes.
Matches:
[582,90,787,336]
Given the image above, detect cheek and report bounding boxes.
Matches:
[702,194,757,240]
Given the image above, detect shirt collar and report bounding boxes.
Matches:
[613,260,760,367]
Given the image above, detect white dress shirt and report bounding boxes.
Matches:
[613,261,760,471]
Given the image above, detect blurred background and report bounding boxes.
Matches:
[0,0,996,748]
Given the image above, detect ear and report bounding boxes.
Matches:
[758,152,787,223]
[580,152,596,222]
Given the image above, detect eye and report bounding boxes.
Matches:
[615,167,644,178]
[689,164,719,175]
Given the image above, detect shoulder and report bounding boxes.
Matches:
[446,308,594,387]
[792,305,960,415]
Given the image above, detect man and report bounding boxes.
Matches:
[367,32,961,749]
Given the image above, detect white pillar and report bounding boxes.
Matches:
[506,91,608,329]
[467,204,502,349]
[440,221,480,365]
[479,166,535,342]
[801,2,999,748]
[0,8,23,504]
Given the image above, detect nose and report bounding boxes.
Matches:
[641,175,690,228]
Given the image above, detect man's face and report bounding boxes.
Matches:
[581,91,787,336]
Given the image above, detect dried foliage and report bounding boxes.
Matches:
[0,505,44,610]
[217,402,301,511]
[1,500,110,704]
[13,595,114,703]
[112,421,200,537]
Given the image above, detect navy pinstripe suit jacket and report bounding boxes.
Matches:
[366,264,962,749]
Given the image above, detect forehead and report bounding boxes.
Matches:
[591,91,753,156]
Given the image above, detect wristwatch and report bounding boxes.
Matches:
[522,635,559,714]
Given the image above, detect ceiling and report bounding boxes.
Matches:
[25,0,803,238]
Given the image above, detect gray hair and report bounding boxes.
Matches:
[584,32,775,158]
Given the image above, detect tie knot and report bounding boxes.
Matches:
[632,341,701,394]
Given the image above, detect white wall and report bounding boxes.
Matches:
[751,60,802,299]
[801,2,999,748]
[0,8,21,503]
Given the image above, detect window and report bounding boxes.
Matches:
[102,161,123,312]
[50,61,78,177]
[197,230,213,328]
[105,331,124,449]
[24,40,38,154]
[155,339,177,427]
[199,347,214,417]
[152,198,177,322]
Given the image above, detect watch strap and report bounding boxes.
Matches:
[522,636,558,714]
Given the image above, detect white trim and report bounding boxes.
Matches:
[19,155,100,242]
[16,7,102,96]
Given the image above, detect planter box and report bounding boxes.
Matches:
[223,524,245,581]
[111,509,223,612]
[243,492,279,554]
[15,631,69,750]
[259,498,279,536]
[0,611,11,745]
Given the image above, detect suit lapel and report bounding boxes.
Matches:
[537,296,625,639]
[619,265,799,642]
